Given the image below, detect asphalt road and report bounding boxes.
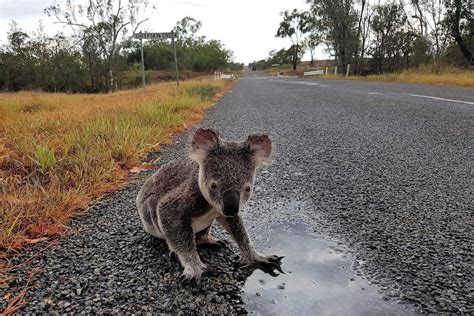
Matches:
[3,73,473,314]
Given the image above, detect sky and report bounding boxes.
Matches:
[0,0,328,63]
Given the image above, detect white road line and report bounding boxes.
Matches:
[409,94,474,105]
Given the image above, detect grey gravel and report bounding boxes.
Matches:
[2,73,473,314]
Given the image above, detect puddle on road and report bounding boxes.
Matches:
[242,223,414,316]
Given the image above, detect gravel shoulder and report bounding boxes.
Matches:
[2,73,473,314]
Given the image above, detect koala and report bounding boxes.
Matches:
[136,128,284,284]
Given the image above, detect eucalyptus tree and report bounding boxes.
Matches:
[443,0,473,65]
[276,9,311,70]
[306,0,359,71]
[45,0,152,92]
[303,33,322,65]
[370,2,408,73]
[173,17,204,70]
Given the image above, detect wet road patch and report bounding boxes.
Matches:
[242,223,415,315]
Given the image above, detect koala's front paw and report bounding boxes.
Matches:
[178,264,218,285]
[178,269,202,286]
[241,254,285,277]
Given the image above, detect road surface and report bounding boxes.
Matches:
[3,73,473,314]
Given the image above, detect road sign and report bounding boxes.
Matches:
[133,32,173,40]
[134,31,179,87]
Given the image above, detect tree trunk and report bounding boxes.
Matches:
[293,44,298,70]
[406,51,410,70]
[451,0,473,65]
[108,69,113,93]
[453,33,473,64]
[88,54,95,90]
[355,0,366,75]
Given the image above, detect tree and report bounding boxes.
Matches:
[173,16,203,45]
[306,0,359,71]
[424,0,448,62]
[268,48,293,66]
[173,17,204,70]
[370,2,408,73]
[45,0,151,92]
[358,1,373,74]
[126,18,233,74]
[276,9,311,70]
[443,0,473,65]
[0,21,87,92]
[411,0,428,36]
[192,40,231,72]
[302,33,322,65]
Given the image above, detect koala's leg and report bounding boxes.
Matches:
[159,212,207,284]
[217,216,284,276]
[196,221,227,248]
[136,195,164,239]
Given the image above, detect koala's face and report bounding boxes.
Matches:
[190,129,272,217]
[201,147,255,216]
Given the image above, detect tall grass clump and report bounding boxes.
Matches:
[0,78,231,256]
[185,84,220,100]
[363,65,474,87]
[316,64,474,87]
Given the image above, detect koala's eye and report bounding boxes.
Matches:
[244,186,251,193]
[210,181,218,189]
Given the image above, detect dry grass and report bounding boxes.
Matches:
[0,78,232,260]
[362,65,474,87]
[303,64,474,87]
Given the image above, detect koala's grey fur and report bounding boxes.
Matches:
[136,128,283,283]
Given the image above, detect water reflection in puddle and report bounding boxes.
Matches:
[242,223,414,316]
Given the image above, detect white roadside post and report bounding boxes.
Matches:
[334,66,338,76]
[325,67,328,75]
[346,64,351,77]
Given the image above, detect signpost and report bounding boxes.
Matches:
[133,31,180,87]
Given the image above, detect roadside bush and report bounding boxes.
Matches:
[185,84,220,100]
[125,63,152,88]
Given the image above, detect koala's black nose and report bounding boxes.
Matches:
[223,191,240,216]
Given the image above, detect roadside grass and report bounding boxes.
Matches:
[316,65,474,87]
[361,66,474,87]
[265,64,474,87]
[0,78,232,261]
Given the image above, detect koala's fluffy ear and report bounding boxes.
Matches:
[247,134,272,167]
[189,128,219,162]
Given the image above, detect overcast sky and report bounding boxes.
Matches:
[0,0,328,63]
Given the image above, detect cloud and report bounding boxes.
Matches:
[0,0,50,19]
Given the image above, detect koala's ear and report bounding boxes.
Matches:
[189,128,219,162]
[247,134,272,167]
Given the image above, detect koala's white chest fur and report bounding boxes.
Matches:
[191,209,219,233]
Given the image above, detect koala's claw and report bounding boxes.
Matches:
[178,273,201,286]
[169,251,178,262]
[241,255,285,277]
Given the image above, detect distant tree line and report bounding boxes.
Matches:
[251,0,473,73]
[0,1,241,93]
